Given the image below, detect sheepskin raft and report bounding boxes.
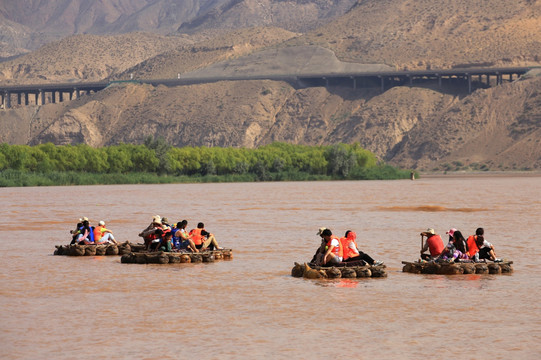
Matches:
[120,250,233,264]
[291,262,387,279]
[54,242,133,256]
[402,261,513,275]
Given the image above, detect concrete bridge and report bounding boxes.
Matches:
[0,67,535,109]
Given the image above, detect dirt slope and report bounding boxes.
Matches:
[294,0,541,69]
[0,33,192,84]
[112,27,299,80]
[389,76,541,170]
[177,0,358,33]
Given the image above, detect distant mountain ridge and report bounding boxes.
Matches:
[0,0,357,58]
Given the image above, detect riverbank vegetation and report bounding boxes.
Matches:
[0,139,413,186]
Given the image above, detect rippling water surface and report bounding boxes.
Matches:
[1,175,540,359]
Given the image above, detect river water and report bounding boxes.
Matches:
[1,175,540,359]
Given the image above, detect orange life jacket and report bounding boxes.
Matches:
[467,235,480,257]
[189,228,204,245]
[327,236,343,259]
[93,225,104,241]
[340,236,358,260]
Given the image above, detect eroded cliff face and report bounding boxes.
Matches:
[4,76,539,171]
[388,77,541,170]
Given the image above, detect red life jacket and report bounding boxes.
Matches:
[467,235,480,257]
[327,236,343,259]
[148,225,163,240]
[190,228,204,245]
[340,233,359,260]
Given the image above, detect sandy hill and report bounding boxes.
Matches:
[177,0,358,33]
[0,33,192,84]
[0,0,540,172]
[293,0,541,69]
[0,0,357,58]
[112,27,300,80]
[0,0,227,57]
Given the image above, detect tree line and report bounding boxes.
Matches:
[0,139,413,185]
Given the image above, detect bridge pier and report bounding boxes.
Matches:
[4,91,11,109]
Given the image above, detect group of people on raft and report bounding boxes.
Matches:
[311,227,384,267]
[70,217,118,245]
[420,227,501,262]
[138,215,223,253]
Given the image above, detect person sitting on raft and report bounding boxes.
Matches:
[466,227,482,260]
[340,230,383,266]
[76,219,95,245]
[189,222,223,251]
[160,230,173,252]
[139,215,163,250]
[471,228,501,262]
[94,220,118,245]
[70,218,85,244]
[437,229,469,262]
[320,229,343,266]
[173,220,198,253]
[149,229,173,252]
[420,228,444,260]
[161,217,171,231]
[310,227,329,264]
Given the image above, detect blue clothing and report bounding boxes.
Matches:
[178,239,191,250]
[171,227,180,248]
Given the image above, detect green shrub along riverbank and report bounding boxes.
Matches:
[0,139,414,187]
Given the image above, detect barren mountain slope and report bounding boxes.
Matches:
[0,0,230,54]
[0,33,192,84]
[389,76,541,170]
[329,87,457,158]
[0,0,356,57]
[114,27,299,79]
[13,81,440,153]
[177,0,358,33]
[0,14,35,58]
[293,0,541,69]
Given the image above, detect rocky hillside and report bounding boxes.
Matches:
[0,0,540,171]
[176,0,358,33]
[0,0,226,57]
[0,0,357,58]
[0,33,192,84]
[293,0,541,69]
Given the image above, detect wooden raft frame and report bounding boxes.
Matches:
[291,262,387,279]
[401,261,513,275]
[120,250,233,264]
[54,242,133,256]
